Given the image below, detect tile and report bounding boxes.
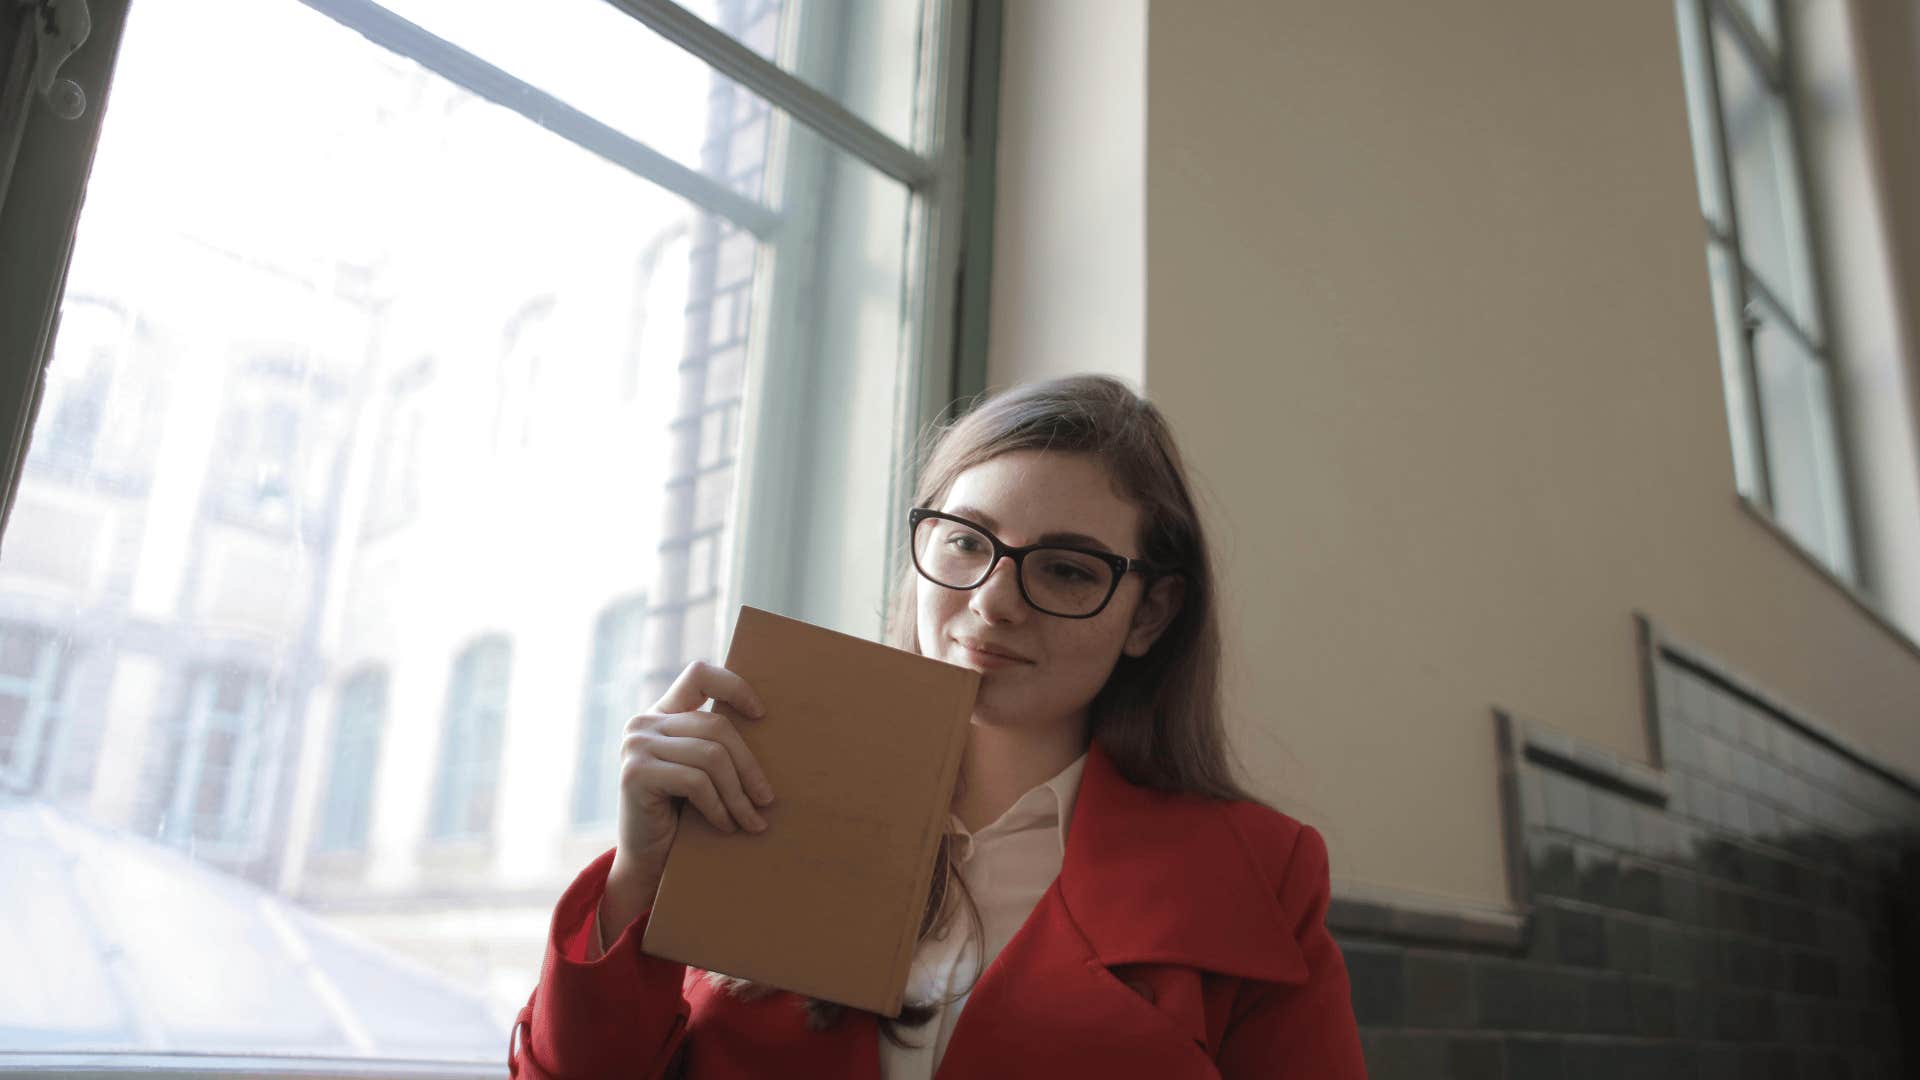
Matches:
[1549,904,1606,967]
[1589,790,1635,851]
[1582,972,1634,1035]
[1445,1035,1503,1080]
[1358,1031,1447,1080]
[1526,832,1577,898]
[1616,861,1663,918]
[1403,948,1476,1029]
[1627,976,1677,1038]
[1502,1036,1566,1080]
[1602,915,1652,975]
[1341,942,1405,1026]
[1572,844,1621,908]
[1541,771,1592,838]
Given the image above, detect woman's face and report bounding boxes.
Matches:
[916,449,1183,737]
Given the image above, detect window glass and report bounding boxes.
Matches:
[572,598,650,826]
[429,639,512,841]
[1750,312,1855,580]
[1,0,938,1056]
[676,0,931,150]
[315,669,388,853]
[1710,14,1818,332]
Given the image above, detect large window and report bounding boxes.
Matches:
[1675,0,1857,581]
[166,665,275,856]
[0,624,67,792]
[0,0,991,1060]
[314,668,388,853]
[572,595,650,827]
[428,637,512,842]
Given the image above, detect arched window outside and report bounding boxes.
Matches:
[572,596,649,827]
[428,637,512,842]
[315,667,388,853]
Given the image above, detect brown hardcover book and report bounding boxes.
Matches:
[640,604,980,1016]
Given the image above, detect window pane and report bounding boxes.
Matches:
[678,0,929,150]
[1,0,928,1058]
[0,0,733,1055]
[1751,312,1855,580]
[370,0,785,198]
[1711,13,1819,332]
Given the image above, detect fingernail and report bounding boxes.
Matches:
[755,784,775,805]
[748,813,768,832]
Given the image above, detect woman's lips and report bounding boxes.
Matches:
[955,638,1033,669]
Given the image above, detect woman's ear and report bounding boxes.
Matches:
[1122,574,1185,658]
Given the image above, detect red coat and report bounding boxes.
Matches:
[509,738,1367,1078]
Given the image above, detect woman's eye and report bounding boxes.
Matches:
[1047,562,1096,584]
[945,534,983,553]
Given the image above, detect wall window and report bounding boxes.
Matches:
[1675,0,1857,581]
[315,667,387,853]
[572,596,650,827]
[167,665,273,854]
[363,359,432,537]
[0,0,990,1053]
[0,624,67,791]
[206,356,343,537]
[428,637,511,842]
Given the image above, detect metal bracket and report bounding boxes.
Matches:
[21,0,91,119]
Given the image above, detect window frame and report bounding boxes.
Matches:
[1678,0,1862,583]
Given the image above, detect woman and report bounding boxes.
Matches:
[509,375,1366,1078]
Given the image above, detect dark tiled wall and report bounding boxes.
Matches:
[1333,642,1920,1079]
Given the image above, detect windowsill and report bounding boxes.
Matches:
[1733,493,1920,663]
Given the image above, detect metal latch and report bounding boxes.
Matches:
[21,0,91,119]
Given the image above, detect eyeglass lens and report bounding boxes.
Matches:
[913,516,1114,616]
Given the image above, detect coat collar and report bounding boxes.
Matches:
[1055,738,1308,985]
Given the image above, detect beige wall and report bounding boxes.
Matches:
[986,0,1145,391]
[1081,0,1920,911]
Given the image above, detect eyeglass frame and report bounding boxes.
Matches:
[906,506,1176,619]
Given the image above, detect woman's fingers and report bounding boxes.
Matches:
[653,711,776,808]
[629,757,737,834]
[652,660,768,722]
[642,729,769,833]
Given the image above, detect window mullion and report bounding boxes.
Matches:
[293,0,779,237]
[1740,268,1825,360]
[603,0,936,187]
[1689,0,1774,514]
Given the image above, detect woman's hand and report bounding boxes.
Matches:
[600,660,776,945]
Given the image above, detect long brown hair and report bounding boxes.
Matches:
[701,374,1257,1047]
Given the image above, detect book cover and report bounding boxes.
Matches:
[641,604,981,1016]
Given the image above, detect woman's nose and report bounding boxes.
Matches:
[968,555,1027,623]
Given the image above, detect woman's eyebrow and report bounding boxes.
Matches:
[945,504,1117,551]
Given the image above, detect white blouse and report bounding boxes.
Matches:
[879,751,1088,1080]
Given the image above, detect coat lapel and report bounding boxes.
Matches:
[1054,739,1308,981]
[932,739,1308,1077]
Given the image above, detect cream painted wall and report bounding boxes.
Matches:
[1127,0,1920,910]
[985,0,1145,391]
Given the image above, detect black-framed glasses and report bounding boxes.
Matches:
[908,507,1172,619]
